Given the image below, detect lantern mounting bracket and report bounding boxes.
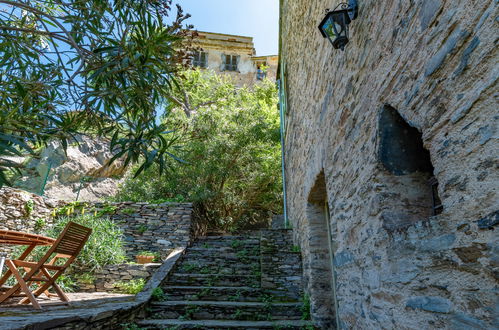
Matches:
[329,1,358,21]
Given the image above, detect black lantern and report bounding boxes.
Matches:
[319,0,358,51]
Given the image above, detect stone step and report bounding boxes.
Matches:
[187,246,261,254]
[175,262,260,275]
[163,286,264,302]
[191,240,261,248]
[164,286,300,303]
[196,236,260,243]
[136,319,315,329]
[178,254,260,264]
[165,273,260,287]
[177,254,260,267]
[149,300,303,321]
[184,250,261,258]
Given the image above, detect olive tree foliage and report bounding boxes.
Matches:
[114,70,282,230]
[0,0,195,186]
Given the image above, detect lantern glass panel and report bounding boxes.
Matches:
[321,16,336,39]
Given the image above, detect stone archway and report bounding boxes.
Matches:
[304,171,338,329]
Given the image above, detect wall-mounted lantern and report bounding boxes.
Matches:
[318,0,359,51]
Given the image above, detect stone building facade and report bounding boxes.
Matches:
[279,0,497,329]
[191,31,278,86]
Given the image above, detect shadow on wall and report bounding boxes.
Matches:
[304,171,338,329]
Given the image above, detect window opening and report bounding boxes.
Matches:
[378,105,443,223]
[224,54,238,71]
[192,51,208,68]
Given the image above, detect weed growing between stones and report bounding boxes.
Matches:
[199,266,211,274]
[76,273,95,285]
[227,289,242,302]
[116,278,145,294]
[137,224,149,235]
[120,323,145,330]
[24,199,34,217]
[181,263,199,272]
[180,305,201,320]
[231,239,243,249]
[151,287,166,301]
[232,308,244,320]
[34,217,46,231]
[301,294,311,320]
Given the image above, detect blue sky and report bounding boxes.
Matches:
[179,0,280,56]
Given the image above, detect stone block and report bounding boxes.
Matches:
[406,296,452,313]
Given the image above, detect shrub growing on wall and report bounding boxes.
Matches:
[114,70,282,230]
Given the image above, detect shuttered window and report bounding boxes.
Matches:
[224,55,238,71]
[192,51,208,68]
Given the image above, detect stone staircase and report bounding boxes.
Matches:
[136,230,314,329]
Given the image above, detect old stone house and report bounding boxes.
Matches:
[279,0,497,329]
[191,31,278,86]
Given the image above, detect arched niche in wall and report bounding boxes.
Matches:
[305,171,338,329]
[377,105,442,232]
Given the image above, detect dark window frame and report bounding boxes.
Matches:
[192,51,208,68]
[224,54,238,71]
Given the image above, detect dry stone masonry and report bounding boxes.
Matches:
[93,202,194,260]
[0,188,197,294]
[136,230,313,329]
[280,0,497,329]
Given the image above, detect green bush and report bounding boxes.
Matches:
[28,214,127,272]
[113,70,282,231]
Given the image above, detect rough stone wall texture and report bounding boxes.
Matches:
[0,188,62,255]
[280,0,497,329]
[95,202,195,260]
[260,229,303,301]
[0,190,196,262]
[77,263,161,293]
[14,135,125,202]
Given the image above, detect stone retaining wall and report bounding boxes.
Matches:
[77,263,161,293]
[0,188,62,255]
[94,202,194,260]
[0,188,197,295]
[0,188,196,260]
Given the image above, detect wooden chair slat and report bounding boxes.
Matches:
[0,221,92,309]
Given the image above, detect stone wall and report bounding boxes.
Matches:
[280,0,497,329]
[0,187,62,255]
[0,190,196,260]
[0,187,60,231]
[77,263,161,293]
[94,202,195,260]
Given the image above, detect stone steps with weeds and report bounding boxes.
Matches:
[135,231,315,329]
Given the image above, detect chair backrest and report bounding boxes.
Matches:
[52,222,92,257]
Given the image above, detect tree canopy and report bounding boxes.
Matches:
[0,0,194,186]
[114,69,282,230]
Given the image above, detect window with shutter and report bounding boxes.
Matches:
[224,55,238,71]
[192,51,208,68]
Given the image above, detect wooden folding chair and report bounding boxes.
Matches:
[0,222,92,309]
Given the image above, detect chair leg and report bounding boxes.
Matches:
[0,244,36,287]
[4,260,41,309]
[27,269,69,304]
